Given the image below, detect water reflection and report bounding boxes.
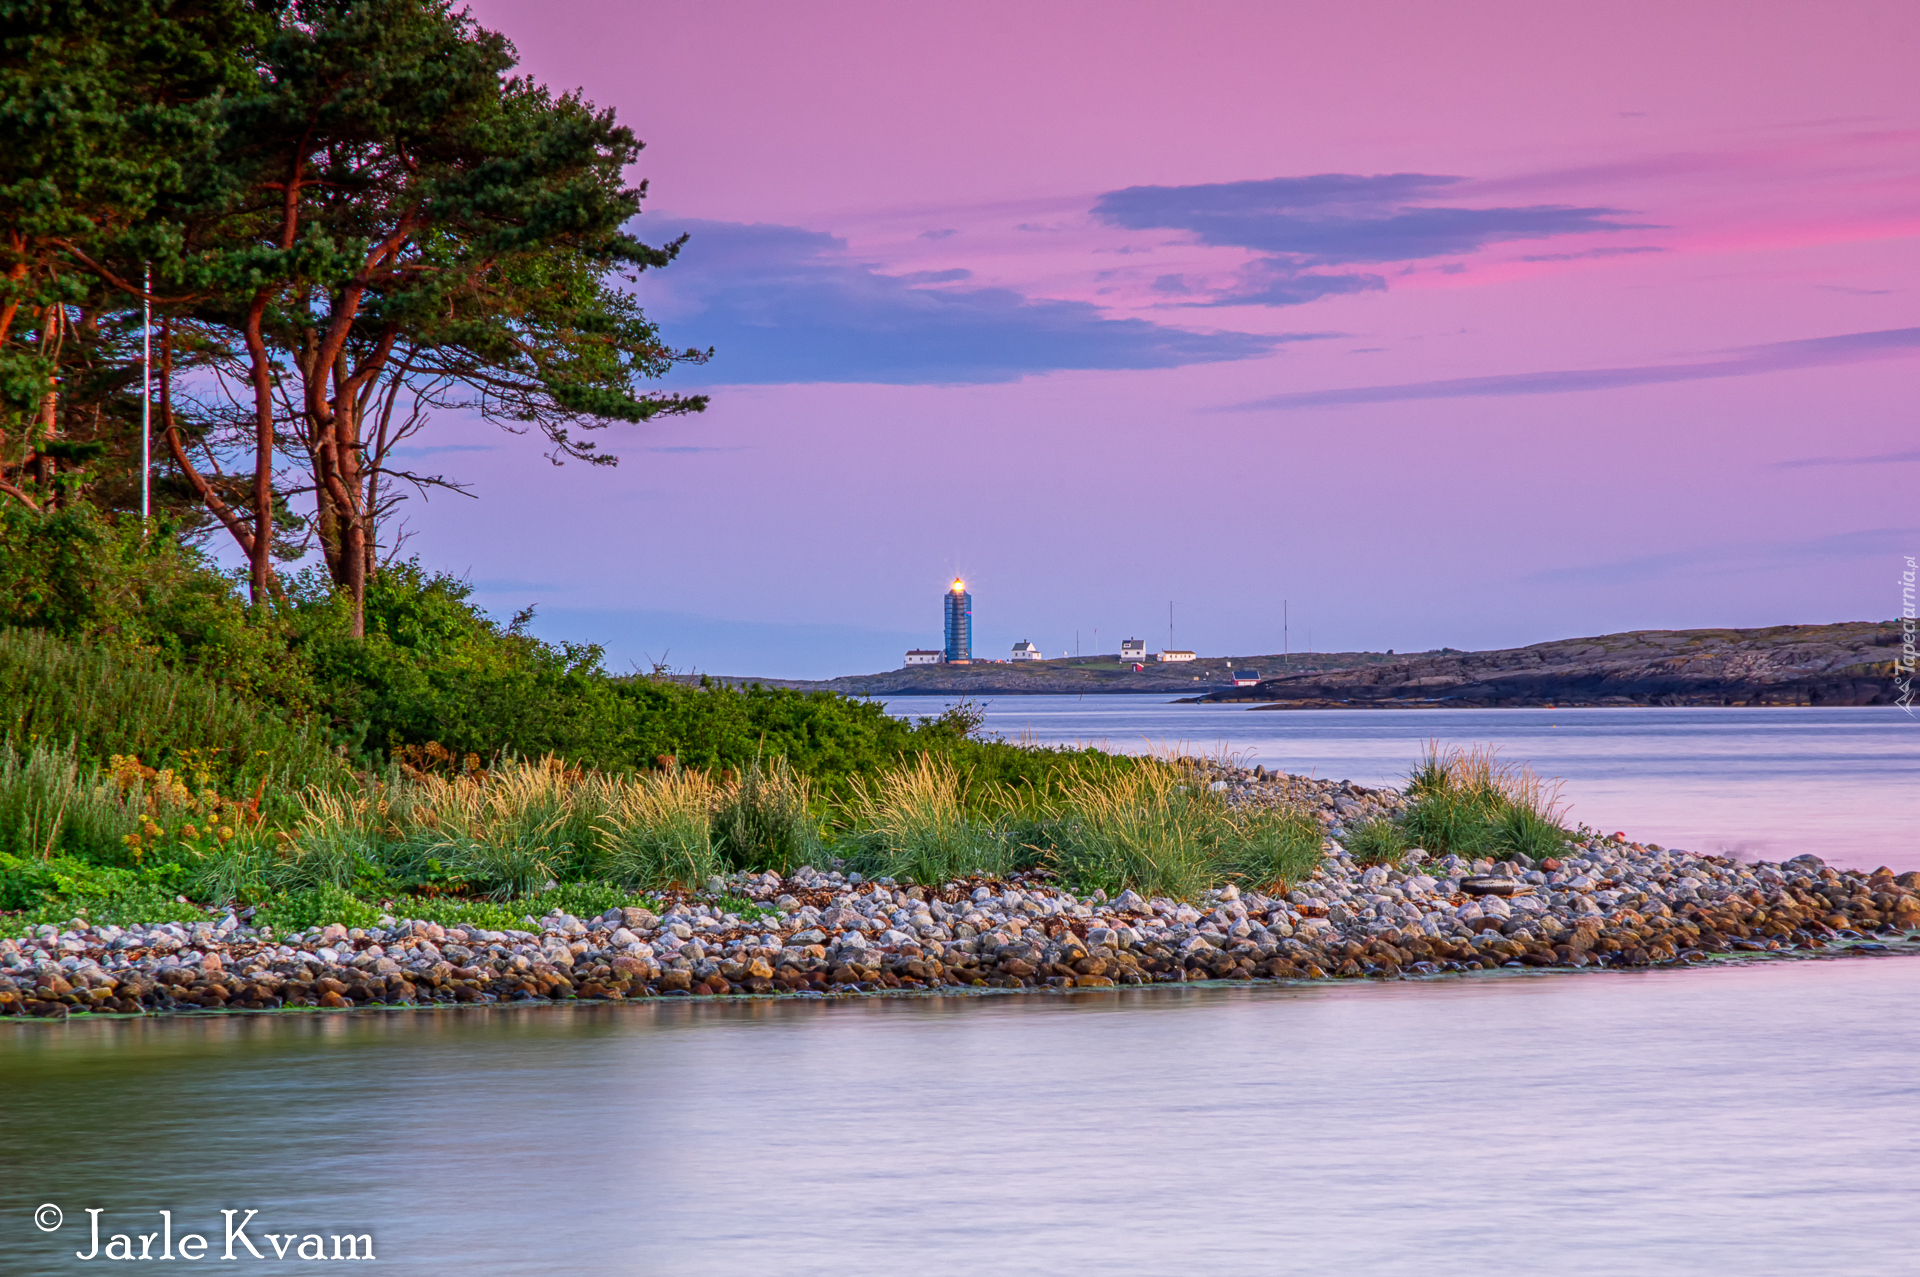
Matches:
[4,959,1917,1275]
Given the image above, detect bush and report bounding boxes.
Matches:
[1225,805,1326,890]
[252,884,383,933]
[851,755,1010,886]
[598,768,722,890]
[1341,816,1410,867]
[711,758,818,875]
[0,852,197,929]
[0,504,306,701]
[0,627,346,797]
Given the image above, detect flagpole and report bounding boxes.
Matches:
[141,263,151,527]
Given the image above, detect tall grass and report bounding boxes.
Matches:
[1400,743,1570,860]
[0,738,139,861]
[0,627,346,797]
[1341,816,1410,867]
[412,758,589,898]
[1223,805,1326,891]
[851,755,1010,885]
[598,768,722,889]
[712,757,818,875]
[1046,762,1225,900]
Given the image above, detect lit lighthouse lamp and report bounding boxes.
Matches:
[943,579,972,662]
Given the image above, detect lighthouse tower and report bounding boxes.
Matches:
[942,579,972,663]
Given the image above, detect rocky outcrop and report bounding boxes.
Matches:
[1189,621,1901,709]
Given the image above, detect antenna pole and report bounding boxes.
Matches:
[140,263,151,528]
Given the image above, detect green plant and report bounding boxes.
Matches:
[851,755,1010,886]
[1488,803,1570,861]
[598,767,721,889]
[253,884,383,933]
[0,738,139,862]
[1046,762,1223,900]
[1227,805,1327,888]
[0,853,197,929]
[712,757,818,874]
[1342,816,1411,867]
[1399,743,1569,860]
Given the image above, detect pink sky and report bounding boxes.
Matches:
[406,0,1918,676]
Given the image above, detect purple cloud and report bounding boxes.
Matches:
[639,219,1308,385]
[1093,173,1654,265]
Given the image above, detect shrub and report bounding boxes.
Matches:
[252,884,383,933]
[1226,805,1327,890]
[711,757,818,875]
[0,852,196,929]
[851,755,1010,886]
[1341,816,1410,867]
[0,627,346,797]
[598,768,722,890]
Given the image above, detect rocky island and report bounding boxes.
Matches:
[1187,621,1900,709]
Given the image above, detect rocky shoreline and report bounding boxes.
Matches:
[5,766,1917,1019]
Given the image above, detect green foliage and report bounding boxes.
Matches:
[0,625,345,798]
[0,505,313,703]
[1225,806,1327,890]
[0,0,264,508]
[254,881,658,934]
[0,852,195,928]
[0,737,138,861]
[1398,743,1570,861]
[711,758,819,876]
[1044,764,1225,901]
[850,755,1010,886]
[597,768,721,890]
[1341,816,1410,867]
[252,884,383,934]
[1488,803,1570,862]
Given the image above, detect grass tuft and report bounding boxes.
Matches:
[851,755,1010,886]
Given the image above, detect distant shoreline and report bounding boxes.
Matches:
[686,620,1897,708]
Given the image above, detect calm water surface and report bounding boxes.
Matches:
[3,959,1917,1275]
[884,698,1920,871]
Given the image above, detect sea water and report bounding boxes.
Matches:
[3,959,1916,1275]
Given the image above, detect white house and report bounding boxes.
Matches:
[1157,649,1197,663]
[904,649,942,666]
[1010,640,1043,661]
[1121,638,1147,662]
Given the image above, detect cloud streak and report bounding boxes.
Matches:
[1223,326,1920,411]
[1091,172,1657,307]
[1776,447,1920,468]
[1524,527,1917,587]
[640,219,1307,385]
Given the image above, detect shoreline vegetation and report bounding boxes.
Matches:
[7,745,1918,1020]
[4,455,1914,1026]
[6,0,1909,1026]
